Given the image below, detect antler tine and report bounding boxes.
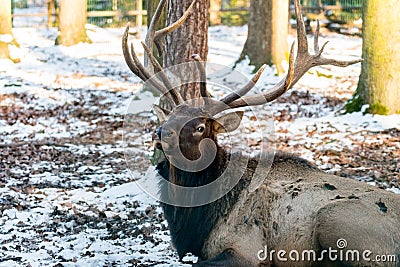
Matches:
[153,1,196,57]
[221,42,296,109]
[155,1,196,37]
[252,42,296,104]
[122,23,176,106]
[144,0,167,67]
[142,41,184,104]
[141,0,196,105]
[314,20,321,54]
[290,0,362,85]
[219,0,362,110]
[122,24,147,81]
[294,0,308,55]
[220,64,267,105]
[191,54,209,99]
[123,0,198,107]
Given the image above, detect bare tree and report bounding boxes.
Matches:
[47,0,58,28]
[209,0,222,26]
[239,0,288,73]
[0,0,19,62]
[164,0,209,99]
[346,0,400,114]
[55,0,91,46]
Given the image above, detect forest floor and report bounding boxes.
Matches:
[0,24,399,266]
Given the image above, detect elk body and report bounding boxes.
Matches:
[122,1,400,266]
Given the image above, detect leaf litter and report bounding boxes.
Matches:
[0,25,399,266]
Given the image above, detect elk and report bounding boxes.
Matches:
[122,0,400,266]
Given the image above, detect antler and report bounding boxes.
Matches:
[220,64,267,105]
[122,0,195,107]
[212,0,362,112]
[192,54,209,99]
[152,0,196,58]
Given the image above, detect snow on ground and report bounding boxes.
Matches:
[0,23,399,267]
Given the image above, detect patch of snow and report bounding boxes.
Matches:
[0,22,398,267]
[387,187,400,195]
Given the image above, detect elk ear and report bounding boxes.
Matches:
[153,104,170,123]
[214,111,244,133]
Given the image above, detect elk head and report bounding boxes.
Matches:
[154,103,244,162]
[122,0,362,170]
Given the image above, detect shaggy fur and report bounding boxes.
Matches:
[157,149,400,266]
[157,148,251,259]
[156,150,315,260]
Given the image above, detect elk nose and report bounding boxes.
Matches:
[157,127,174,140]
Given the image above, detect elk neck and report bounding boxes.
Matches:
[156,146,249,259]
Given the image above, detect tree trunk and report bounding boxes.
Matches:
[47,0,58,28]
[239,0,288,73]
[136,0,143,38]
[209,0,222,26]
[271,0,288,74]
[164,0,209,100]
[55,0,91,46]
[346,0,400,114]
[0,0,13,60]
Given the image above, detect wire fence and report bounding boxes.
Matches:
[11,0,145,28]
[217,0,363,26]
[296,0,363,23]
[11,0,48,28]
[323,0,363,24]
[219,0,250,26]
[87,0,143,27]
[10,0,364,29]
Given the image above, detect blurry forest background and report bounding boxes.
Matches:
[9,0,363,29]
[0,0,399,266]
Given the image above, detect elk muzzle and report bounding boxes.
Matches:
[156,126,178,150]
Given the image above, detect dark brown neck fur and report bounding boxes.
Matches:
[157,147,249,260]
[156,150,316,260]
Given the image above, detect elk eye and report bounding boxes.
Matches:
[196,126,205,133]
